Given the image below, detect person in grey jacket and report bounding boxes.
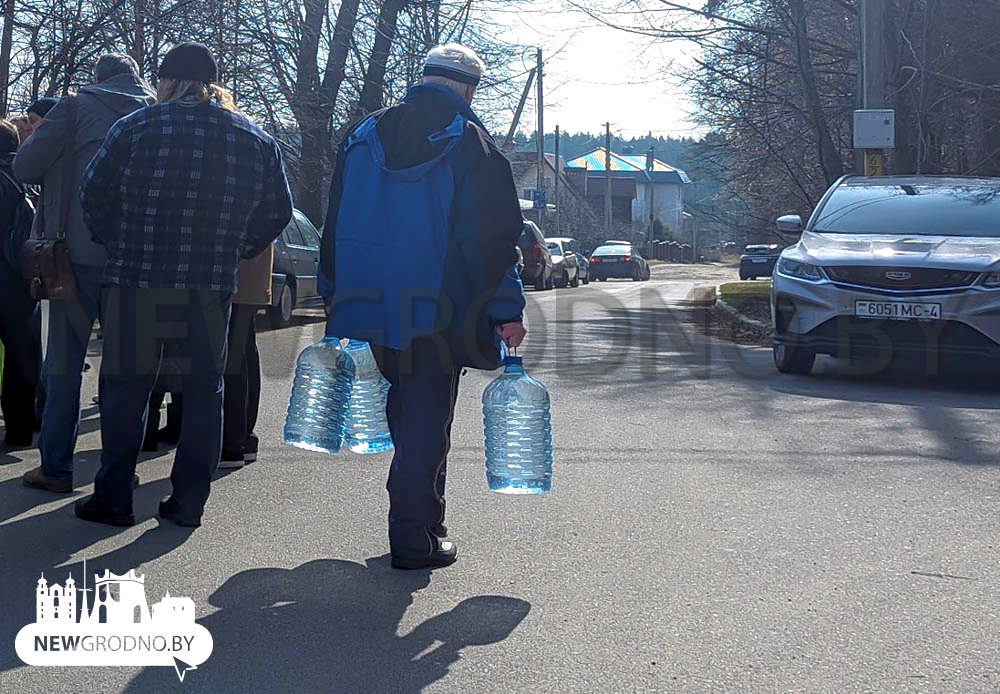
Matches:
[16,53,155,493]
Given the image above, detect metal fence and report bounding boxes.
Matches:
[650,241,694,263]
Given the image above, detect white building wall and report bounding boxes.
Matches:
[633,183,685,235]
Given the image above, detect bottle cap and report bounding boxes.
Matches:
[503,356,524,367]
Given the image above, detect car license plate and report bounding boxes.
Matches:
[601,258,618,263]
[854,300,941,321]
[750,258,768,263]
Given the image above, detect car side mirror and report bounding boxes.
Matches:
[776,214,803,235]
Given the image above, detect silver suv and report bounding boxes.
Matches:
[771,175,1000,374]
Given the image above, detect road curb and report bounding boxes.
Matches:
[714,285,773,336]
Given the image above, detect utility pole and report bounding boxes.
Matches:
[860,0,885,175]
[535,48,545,226]
[604,122,612,238]
[646,141,655,260]
[554,125,560,237]
[502,67,536,150]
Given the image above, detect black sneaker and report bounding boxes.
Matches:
[158,496,201,527]
[243,434,259,464]
[74,495,135,527]
[391,540,458,570]
[218,451,245,470]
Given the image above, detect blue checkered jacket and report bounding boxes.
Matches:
[80,100,293,291]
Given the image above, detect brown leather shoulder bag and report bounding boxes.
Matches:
[22,95,78,301]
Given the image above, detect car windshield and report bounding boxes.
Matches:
[545,243,562,254]
[813,181,1000,237]
[592,246,630,256]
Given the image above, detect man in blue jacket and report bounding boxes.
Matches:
[321,44,527,570]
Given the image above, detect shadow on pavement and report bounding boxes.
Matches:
[124,557,531,693]
[0,480,195,676]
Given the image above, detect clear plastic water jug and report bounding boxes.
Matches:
[482,354,552,494]
[284,337,355,454]
[342,339,394,454]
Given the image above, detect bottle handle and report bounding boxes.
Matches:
[500,339,519,365]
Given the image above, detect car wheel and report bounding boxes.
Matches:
[773,341,815,375]
[545,271,555,290]
[268,280,295,329]
[582,273,590,285]
[739,273,749,281]
[632,269,641,282]
[570,273,580,288]
[597,276,606,282]
[556,270,568,289]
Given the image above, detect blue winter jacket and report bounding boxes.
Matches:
[320,83,525,369]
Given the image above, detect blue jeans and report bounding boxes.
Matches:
[40,264,103,481]
[94,288,231,515]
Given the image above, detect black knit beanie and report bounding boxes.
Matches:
[158,42,218,84]
[28,97,60,118]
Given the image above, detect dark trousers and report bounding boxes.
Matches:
[0,275,40,443]
[372,338,460,554]
[94,288,231,514]
[222,304,260,456]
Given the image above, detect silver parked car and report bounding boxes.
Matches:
[771,175,1000,374]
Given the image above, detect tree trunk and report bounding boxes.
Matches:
[291,0,361,224]
[788,0,843,186]
[132,0,147,71]
[357,0,409,117]
[0,0,15,114]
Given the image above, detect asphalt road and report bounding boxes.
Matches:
[2,263,999,693]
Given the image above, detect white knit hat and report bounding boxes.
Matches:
[423,44,484,87]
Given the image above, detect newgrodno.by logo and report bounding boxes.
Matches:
[15,562,213,681]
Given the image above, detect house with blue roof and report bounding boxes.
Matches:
[565,148,691,237]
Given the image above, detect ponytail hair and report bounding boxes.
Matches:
[158,79,238,112]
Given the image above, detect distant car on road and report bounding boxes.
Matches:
[771,175,1000,374]
[518,220,554,291]
[589,243,651,282]
[739,244,782,280]
[545,237,586,288]
[269,209,325,329]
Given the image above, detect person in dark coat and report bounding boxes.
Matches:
[26,97,60,133]
[321,44,527,570]
[0,119,41,446]
[16,53,156,493]
[77,43,293,528]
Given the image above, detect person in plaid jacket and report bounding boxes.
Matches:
[77,42,293,528]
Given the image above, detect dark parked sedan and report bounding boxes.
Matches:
[518,220,554,290]
[269,209,325,328]
[589,244,651,281]
[739,244,782,280]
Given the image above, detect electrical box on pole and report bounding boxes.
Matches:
[854,109,894,176]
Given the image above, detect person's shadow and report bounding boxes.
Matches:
[125,556,531,693]
[0,478,195,676]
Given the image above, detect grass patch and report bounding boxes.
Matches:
[719,281,772,324]
[719,281,771,310]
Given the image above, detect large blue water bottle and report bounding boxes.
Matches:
[342,339,394,454]
[482,351,552,494]
[284,337,356,454]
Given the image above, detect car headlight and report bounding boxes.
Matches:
[983,272,1000,288]
[777,257,826,281]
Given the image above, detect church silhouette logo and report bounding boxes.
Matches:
[15,561,213,681]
